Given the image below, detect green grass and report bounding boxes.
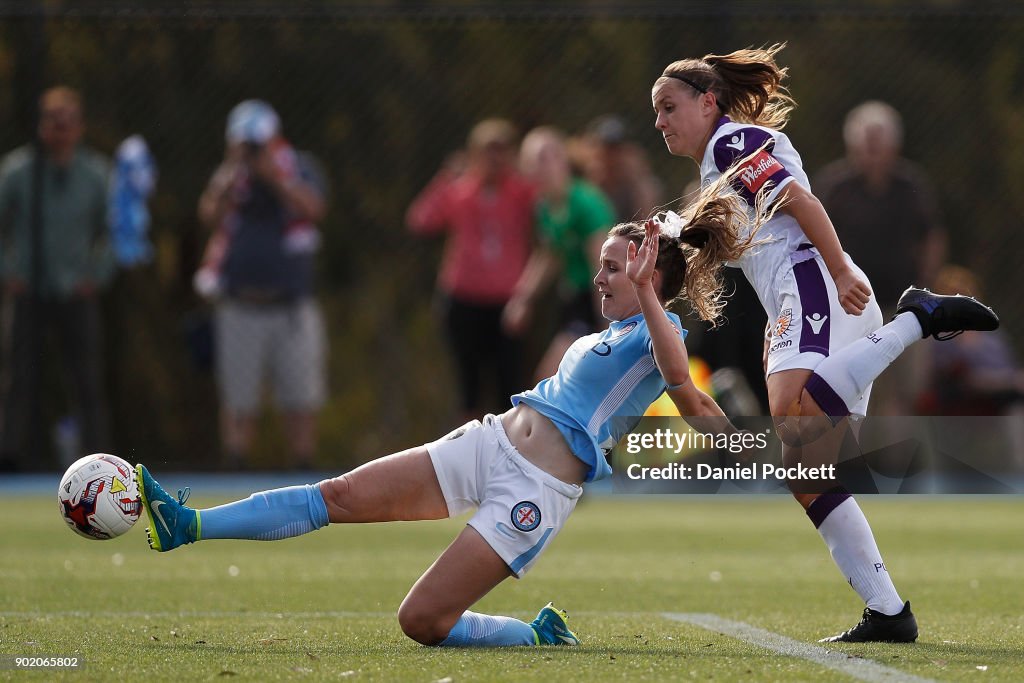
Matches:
[2,495,1023,681]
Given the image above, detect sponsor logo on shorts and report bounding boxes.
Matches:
[511,501,541,532]
[774,308,793,338]
[806,313,828,334]
[768,338,793,355]
[442,425,470,441]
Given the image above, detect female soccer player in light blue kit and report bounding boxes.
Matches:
[135,169,768,648]
[651,43,999,642]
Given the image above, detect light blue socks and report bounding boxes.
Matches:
[198,484,329,541]
[440,611,537,647]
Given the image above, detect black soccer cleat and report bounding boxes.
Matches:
[819,601,918,643]
[895,286,999,341]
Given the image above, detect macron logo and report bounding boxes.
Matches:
[806,313,828,334]
[726,132,745,152]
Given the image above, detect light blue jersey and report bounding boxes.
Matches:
[512,311,687,482]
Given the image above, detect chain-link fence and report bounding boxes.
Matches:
[0,1,1021,470]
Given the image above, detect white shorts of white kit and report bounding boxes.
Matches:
[764,246,884,416]
[426,414,583,578]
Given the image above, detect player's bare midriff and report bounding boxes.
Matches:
[500,404,587,486]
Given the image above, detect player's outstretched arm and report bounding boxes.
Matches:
[665,379,740,438]
[627,220,690,387]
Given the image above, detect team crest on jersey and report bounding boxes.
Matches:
[613,321,638,338]
[511,501,541,532]
[774,308,793,338]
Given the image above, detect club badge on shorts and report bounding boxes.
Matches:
[511,501,541,532]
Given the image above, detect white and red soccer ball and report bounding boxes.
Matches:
[58,454,141,540]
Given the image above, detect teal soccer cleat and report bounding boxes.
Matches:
[135,464,199,552]
[530,602,580,645]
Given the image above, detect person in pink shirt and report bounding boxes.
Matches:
[407,119,536,421]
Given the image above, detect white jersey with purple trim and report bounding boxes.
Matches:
[699,116,809,318]
[700,116,885,405]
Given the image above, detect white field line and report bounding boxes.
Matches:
[663,612,937,683]
[0,608,942,683]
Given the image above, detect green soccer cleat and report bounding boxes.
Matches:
[530,602,580,646]
[135,464,199,552]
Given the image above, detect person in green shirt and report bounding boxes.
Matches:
[0,86,114,470]
[504,126,615,380]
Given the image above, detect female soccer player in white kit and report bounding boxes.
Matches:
[135,169,769,648]
[651,43,999,642]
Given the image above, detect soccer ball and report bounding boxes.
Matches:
[58,453,142,540]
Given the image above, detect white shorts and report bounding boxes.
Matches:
[764,247,883,416]
[426,415,583,578]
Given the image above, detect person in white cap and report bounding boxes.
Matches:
[197,100,328,470]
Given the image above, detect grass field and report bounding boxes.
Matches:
[2,493,1022,682]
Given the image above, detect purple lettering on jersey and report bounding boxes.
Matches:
[714,127,791,204]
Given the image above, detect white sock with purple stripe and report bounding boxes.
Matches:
[805,313,923,420]
[806,489,905,615]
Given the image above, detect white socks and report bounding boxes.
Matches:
[807,313,923,417]
[810,494,905,615]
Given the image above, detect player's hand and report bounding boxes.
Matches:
[627,219,659,289]
[832,267,871,315]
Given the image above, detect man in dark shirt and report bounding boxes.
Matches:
[197,100,328,469]
[815,101,947,415]
[815,101,945,311]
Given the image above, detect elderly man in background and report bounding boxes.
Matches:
[814,101,947,416]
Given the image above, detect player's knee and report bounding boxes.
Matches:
[316,475,353,522]
[397,600,448,645]
[773,391,832,448]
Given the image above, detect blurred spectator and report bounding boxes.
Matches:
[573,114,663,222]
[916,265,1024,416]
[0,86,114,471]
[504,126,615,381]
[406,119,535,421]
[815,101,947,415]
[197,100,328,470]
[815,101,946,306]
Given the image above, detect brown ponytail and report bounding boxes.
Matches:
[610,159,781,325]
[658,42,796,130]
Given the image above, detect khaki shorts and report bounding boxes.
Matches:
[427,415,583,577]
[215,299,327,414]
